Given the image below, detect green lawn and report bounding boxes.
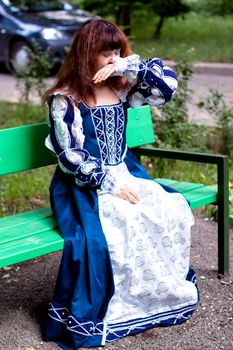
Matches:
[0,102,51,216]
[131,13,233,63]
[0,101,46,128]
[0,101,232,218]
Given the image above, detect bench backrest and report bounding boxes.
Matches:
[0,105,154,176]
[0,123,56,176]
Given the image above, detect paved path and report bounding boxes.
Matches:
[0,62,233,126]
[188,66,233,125]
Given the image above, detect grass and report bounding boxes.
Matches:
[0,101,46,129]
[131,12,233,63]
[0,167,54,216]
[0,102,51,216]
[1,101,232,218]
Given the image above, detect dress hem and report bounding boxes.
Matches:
[47,293,198,346]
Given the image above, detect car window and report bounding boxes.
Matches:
[2,0,72,12]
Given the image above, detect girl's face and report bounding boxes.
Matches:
[96,49,121,71]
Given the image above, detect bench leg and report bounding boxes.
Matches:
[217,157,229,275]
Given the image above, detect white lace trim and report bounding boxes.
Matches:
[100,162,129,195]
[113,54,140,83]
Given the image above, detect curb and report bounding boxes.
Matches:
[164,60,233,76]
[194,62,233,76]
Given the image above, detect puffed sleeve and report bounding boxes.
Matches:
[113,54,178,108]
[45,94,121,193]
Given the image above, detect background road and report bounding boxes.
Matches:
[0,62,233,125]
[0,63,232,350]
[187,65,233,125]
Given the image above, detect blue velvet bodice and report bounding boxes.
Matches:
[79,101,128,166]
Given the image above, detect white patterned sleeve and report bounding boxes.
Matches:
[45,94,107,188]
[113,55,178,108]
[45,94,123,194]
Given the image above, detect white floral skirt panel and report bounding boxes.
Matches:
[98,163,198,326]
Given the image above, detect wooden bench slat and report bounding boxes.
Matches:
[168,182,204,193]
[0,228,63,253]
[155,178,217,208]
[155,178,179,186]
[0,228,64,268]
[0,216,57,244]
[126,106,155,148]
[0,207,53,230]
[0,123,56,175]
[155,178,204,192]
[184,186,217,209]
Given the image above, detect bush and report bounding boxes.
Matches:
[16,40,56,103]
[197,89,233,156]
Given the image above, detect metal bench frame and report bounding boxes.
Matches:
[135,146,229,275]
[0,107,230,275]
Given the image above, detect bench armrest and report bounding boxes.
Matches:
[134,145,230,275]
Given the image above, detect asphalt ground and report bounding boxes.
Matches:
[0,216,232,350]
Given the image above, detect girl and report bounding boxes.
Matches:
[43,18,198,350]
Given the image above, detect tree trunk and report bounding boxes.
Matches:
[116,7,131,36]
[154,16,164,39]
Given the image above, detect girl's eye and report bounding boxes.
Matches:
[102,51,111,57]
[101,49,121,57]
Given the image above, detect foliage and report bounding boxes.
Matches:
[190,0,233,16]
[153,48,206,150]
[143,49,213,194]
[80,0,190,36]
[131,12,233,63]
[197,89,233,155]
[80,0,138,34]
[16,40,56,103]
[70,4,233,63]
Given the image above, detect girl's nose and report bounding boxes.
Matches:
[109,50,120,63]
[109,53,116,63]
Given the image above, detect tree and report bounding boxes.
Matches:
[80,0,190,38]
[149,0,190,39]
[80,0,137,35]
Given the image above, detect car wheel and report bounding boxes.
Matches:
[9,41,31,75]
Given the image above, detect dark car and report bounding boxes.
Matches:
[0,0,95,74]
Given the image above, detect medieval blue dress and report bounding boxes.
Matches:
[43,55,199,350]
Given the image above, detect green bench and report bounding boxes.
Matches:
[0,106,230,275]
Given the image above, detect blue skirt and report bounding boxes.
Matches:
[43,151,198,349]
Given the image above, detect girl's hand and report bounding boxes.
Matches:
[93,63,116,84]
[116,185,140,204]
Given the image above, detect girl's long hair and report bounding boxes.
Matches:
[43,19,132,104]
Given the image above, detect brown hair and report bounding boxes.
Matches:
[43,19,132,104]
